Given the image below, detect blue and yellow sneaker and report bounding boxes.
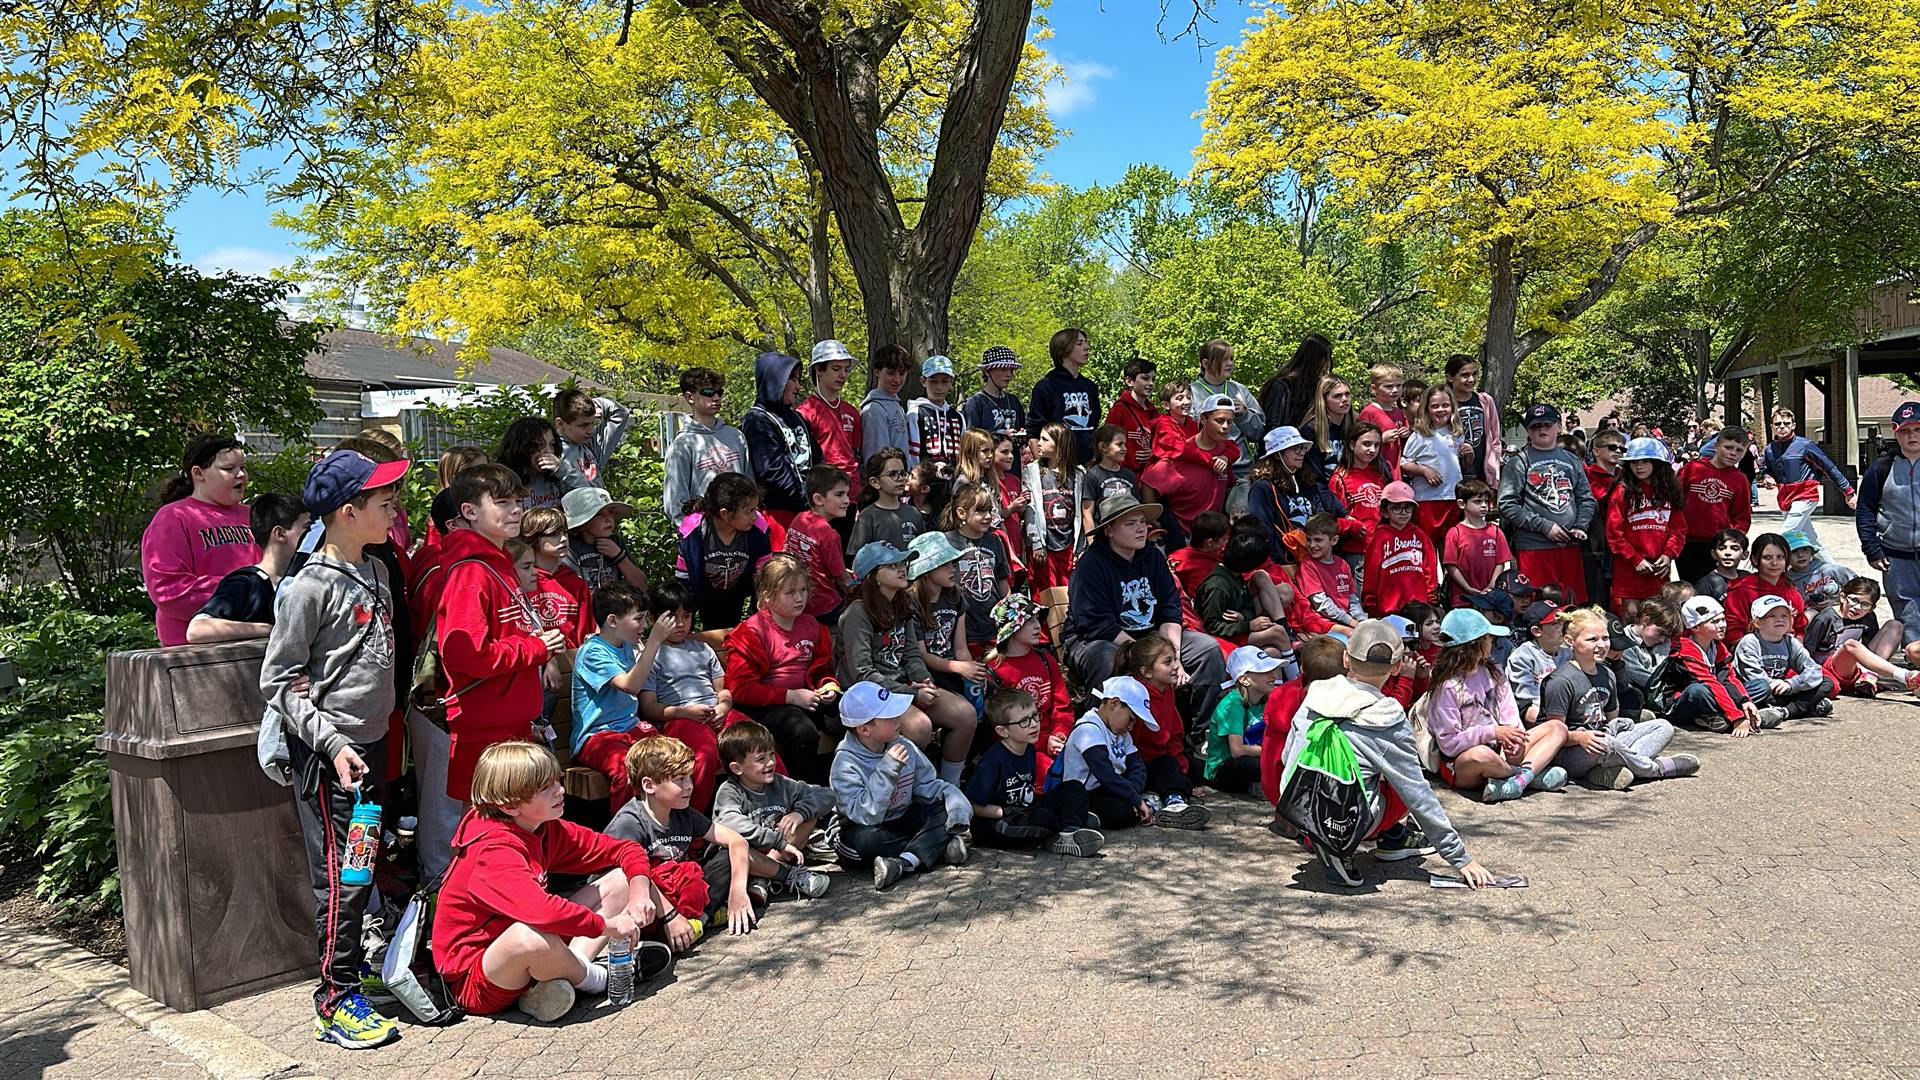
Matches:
[313,991,399,1050]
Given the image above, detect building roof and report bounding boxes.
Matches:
[305,328,605,390]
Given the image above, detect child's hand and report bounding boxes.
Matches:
[648,613,680,644]
[624,888,656,928]
[726,892,758,935]
[1769,678,1792,697]
[779,843,806,864]
[1135,799,1155,825]
[594,536,622,558]
[1250,615,1274,632]
[1046,732,1066,755]
[290,674,312,696]
[1731,719,1754,739]
[777,812,807,843]
[1212,457,1229,475]
[1458,860,1496,889]
[536,628,568,654]
[535,450,563,474]
[1494,726,1528,758]
[331,745,370,786]
[885,742,912,765]
[951,660,987,683]
[1569,730,1608,755]
[604,913,639,942]
[665,913,696,952]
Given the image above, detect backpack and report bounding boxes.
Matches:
[409,557,536,724]
[1276,716,1379,857]
[379,838,470,1026]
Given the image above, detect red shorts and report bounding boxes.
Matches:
[1030,546,1074,593]
[1515,547,1588,606]
[1821,655,1859,698]
[446,960,527,1016]
[1416,500,1460,546]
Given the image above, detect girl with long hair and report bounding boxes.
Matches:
[497,416,586,512]
[838,544,977,782]
[1246,426,1345,564]
[1257,332,1332,435]
[1605,438,1687,617]
[1423,610,1569,803]
[1399,383,1464,543]
[1302,374,1360,480]
[1329,421,1390,569]
[1022,421,1083,595]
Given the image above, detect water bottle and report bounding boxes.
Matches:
[340,787,383,887]
[605,935,634,1006]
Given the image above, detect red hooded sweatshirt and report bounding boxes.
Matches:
[436,529,552,800]
[1132,682,1188,774]
[1724,573,1806,641]
[1362,522,1438,617]
[990,649,1075,785]
[1105,393,1160,473]
[723,610,834,708]
[431,811,651,990]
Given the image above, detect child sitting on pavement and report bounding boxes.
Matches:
[1657,596,1783,738]
[1049,676,1162,831]
[1504,600,1567,724]
[1110,636,1212,829]
[963,689,1106,856]
[431,741,669,1022]
[1542,607,1699,790]
[1284,620,1496,888]
[1260,634,1350,807]
[828,682,974,891]
[1783,529,1855,613]
[1619,598,1681,718]
[1732,594,1836,721]
[1426,609,1570,803]
[605,736,757,951]
[1805,578,1920,697]
[709,721,836,901]
[1204,646,1284,794]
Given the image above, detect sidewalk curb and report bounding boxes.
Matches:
[0,919,307,1080]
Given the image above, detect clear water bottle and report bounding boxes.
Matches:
[605,935,634,1006]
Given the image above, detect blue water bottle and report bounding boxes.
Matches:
[340,787,383,886]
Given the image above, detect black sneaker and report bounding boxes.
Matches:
[872,856,907,891]
[634,940,675,983]
[1318,845,1364,887]
[746,879,771,914]
[1155,796,1212,830]
[942,833,970,866]
[1372,822,1436,862]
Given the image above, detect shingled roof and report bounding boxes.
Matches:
[305,328,606,389]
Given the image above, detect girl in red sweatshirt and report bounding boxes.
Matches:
[1605,439,1687,618]
[1114,636,1209,826]
[1723,533,1805,641]
[1362,482,1439,617]
[1329,421,1390,569]
[723,555,838,782]
[985,595,1074,786]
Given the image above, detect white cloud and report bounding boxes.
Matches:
[190,245,293,279]
[1044,59,1117,117]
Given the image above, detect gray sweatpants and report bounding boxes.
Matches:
[1554,718,1675,779]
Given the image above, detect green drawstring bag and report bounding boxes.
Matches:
[1277,717,1378,857]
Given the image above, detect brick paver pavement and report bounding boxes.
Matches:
[0,955,208,1079]
[206,517,1920,1078]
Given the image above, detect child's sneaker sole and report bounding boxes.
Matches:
[312,1016,399,1050]
[1155,802,1212,830]
[1587,763,1634,791]
[1044,828,1105,857]
[516,978,577,1022]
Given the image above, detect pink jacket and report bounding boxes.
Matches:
[140,497,259,646]
[1424,667,1519,760]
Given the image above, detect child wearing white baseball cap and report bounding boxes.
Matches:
[1731,593,1835,723]
[1047,676,1161,830]
[827,681,973,891]
[1656,595,1783,737]
[1203,646,1283,794]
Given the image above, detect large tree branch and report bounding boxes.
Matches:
[1514,219,1663,363]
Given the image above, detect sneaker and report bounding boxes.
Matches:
[1155,797,1212,830]
[1371,822,1435,862]
[942,833,970,866]
[1907,671,1920,696]
[357,963,397,1006]
[1142,792,1164,815]
[1755,706,1789,729]
[1811,698,1834,717]
[634,940,675,984]
[1043,827,1106,857]
[1587,763,1634,791]
[791,868,831,898]
[312,992,399,1049]
[1482,776,1524,803]
[746,879,771,912]
[1658,753,1700,778]
[1317,845,1363,888]
[1528,765,1569,792]
[1850,675,1880,699]
[516,979,576,1023]
[872,856,907,891]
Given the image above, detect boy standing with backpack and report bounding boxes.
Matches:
[260,448,410,1049]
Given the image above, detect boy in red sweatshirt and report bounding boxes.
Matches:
[432,741,669,1021]
[1676,427,1753,583]
[724,554,839,782]
[1658,596,1782,737]
[1362,481,1438,617]
[797,340,863,487]
[783,464,855,623]
[1104,356,1161,473]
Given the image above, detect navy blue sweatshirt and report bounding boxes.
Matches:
[1064,539,1180,645]
[740,351,816,513]
[1028,365,1101,464]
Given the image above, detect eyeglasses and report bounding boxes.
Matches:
[695,387,724,398]
[1005,715,1041,728]
[1595,443,1625,452]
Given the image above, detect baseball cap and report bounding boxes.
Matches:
[1784,530,1816,552]
[906,531,965,580]
[809,339,855,367]
[1380,480,1417,506]
[1893,400,1920,429]
[838,681,913,727]
[1503,571,1540,596]
[429,487,461,533]
[1383,614,1417,640]
[1523,403,1562,428]
[1518,600,1562,630]
[1345,619,1407,667]
[922,355,955,379]
[1439,608,1510,646]
[562,487,634,530]
[1092,676,1158,730]
[1198,393,1237,416]
[1681,595,1725,630]
[850,541,910,583]
[991,594,1045,645]
[1749,593,1793,622]
[980,345,1021,370]
[1605,613,1631,655]
[1263,426,1310,455]
[1621,436,1670,463]
[303,449,410,518]
[1221,645,1283,688]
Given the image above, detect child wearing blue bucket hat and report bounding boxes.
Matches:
[1423,608,1571,803]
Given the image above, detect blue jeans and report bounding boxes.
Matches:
[1881,553,1920,646]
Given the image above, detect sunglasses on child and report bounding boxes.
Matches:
[694,387,724,398]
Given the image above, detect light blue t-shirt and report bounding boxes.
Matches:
[571,634,640,754]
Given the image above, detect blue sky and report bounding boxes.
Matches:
[173,2,1263,278]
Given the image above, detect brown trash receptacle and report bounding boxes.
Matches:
[98,639,317,1012]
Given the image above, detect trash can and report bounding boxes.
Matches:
[98,639,317,1011]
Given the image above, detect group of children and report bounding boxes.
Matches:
[193,344,1920,1048]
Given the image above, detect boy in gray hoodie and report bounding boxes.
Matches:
[663,365,751,520]
[260,448,411,1050]
[1498,404,1597,605]
[860,345,912,463]
[1283,620,1498,889]
[710,721,837,901]
[828,682,972,890]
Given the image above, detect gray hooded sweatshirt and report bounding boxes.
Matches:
[1284,675,1471,868]
[711,775,838,850]
[260,554,397,759]
[1497,445,1597,551]
[829,733,971,828]
[663,415,751,518]
[860,387,910,463]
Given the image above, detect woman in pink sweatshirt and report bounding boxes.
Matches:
[141,434,259,646]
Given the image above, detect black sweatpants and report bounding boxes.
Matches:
[1087,786,1143,830]
[1207,754,1263,795]
[834,799,950,867]
[740,702,835,783]
[289,732,389,1019]
[974,779,1091,849]
[1143,754,1192,798]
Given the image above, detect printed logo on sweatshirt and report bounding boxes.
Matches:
[696,443,742,477]
[705,548,749,592]
[1344,481,1383,509]
[1626,506,1671,533]
[956,547,996,602]
[1688,476,1734,504]
[198,524,255,550]
[1118,575,1155,631]
[875,625,908,671]
[1379,536,1429,574]
[1525,463,1575,513]
[1061,391,1093,430]
[924,602,961,655]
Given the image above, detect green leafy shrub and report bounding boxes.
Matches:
[0,591,155,914]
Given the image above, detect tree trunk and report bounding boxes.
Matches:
[1481,236,1522,417]
[1691,327,1712,421]
[805,175,835,345]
